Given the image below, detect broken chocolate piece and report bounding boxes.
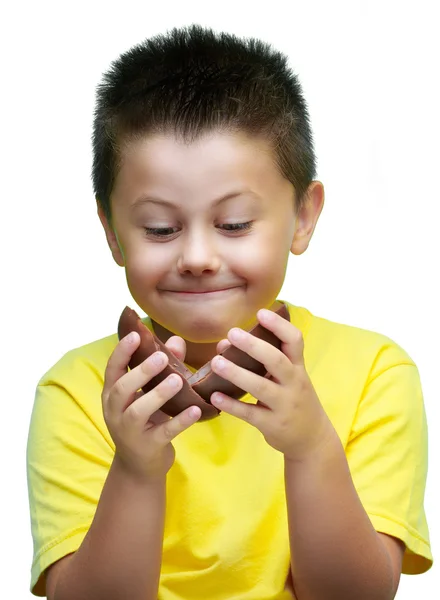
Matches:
[117,301,290,421]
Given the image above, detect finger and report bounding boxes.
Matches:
[123,373,183,428]
[148,409,171,426]
[106,351,169,417]
[216,338,231,354]
[225,325,293,384]
[103,331,140,399]
[210,391,266,426]
[152,405,202,444]
[164,335,187,362]
[211,354,280,408]
[257,308,304,365]
[132,395,171,426]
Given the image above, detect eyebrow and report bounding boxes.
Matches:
[131,190,259,210]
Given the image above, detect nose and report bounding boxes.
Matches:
[176,229,221,276]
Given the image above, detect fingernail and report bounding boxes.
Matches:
[229,328,244,342]
[152,352,165,366]
[258,309,273,322]
[127,332,137,343]
[214,356,226,371]
[212,392,224,404]
[168,374,181,387]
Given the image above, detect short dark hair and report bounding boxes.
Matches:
[92,24,317,226]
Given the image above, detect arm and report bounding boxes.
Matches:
[51,456,166,600]
[208,312,430,596]
[29,332,199,600]
[284,431,402,600]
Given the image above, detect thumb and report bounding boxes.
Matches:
[164,335,187,363]
[217,338,231,354]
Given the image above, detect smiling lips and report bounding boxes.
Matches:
[163,286,240,294]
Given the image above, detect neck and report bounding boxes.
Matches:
[151,320,219,370]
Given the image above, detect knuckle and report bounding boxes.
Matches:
[253,377,268,398]
[293,328,304,346]
[125,401,142,422]
[273,351,285,369]
[242,403,254,423]
[162,422,175,441]
[113,377,127,398]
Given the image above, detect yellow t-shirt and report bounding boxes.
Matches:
[27,301,433,598]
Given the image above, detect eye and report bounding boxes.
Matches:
[143,227,179,238]
[143,221,254,239]
[219,222,253,233]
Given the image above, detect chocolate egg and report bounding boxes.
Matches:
[117,301,290,421]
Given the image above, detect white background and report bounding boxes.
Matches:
[1,0,438,597]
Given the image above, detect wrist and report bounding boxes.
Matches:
[112,452,168,488]
[284,423,342,469]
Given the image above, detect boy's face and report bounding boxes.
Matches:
[98,131,323,343]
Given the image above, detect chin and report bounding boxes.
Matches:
[172,316,232,343]
[182,326,227,344]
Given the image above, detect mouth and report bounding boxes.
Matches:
[161,286,241,296]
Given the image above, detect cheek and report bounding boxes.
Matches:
[123,241,171,285]
[232,227,291,283]
[244,244,289,285]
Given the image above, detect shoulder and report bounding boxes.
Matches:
[37,315,154,388]
[29,330,120,441]
[284,300,416,373]
[283,301,422,441]
[38,330,120,388]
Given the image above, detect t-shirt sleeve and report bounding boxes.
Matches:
[345,349,433,574]
[26,352,114,596]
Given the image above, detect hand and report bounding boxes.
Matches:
[102,332,201,482]
[210,308,337,463]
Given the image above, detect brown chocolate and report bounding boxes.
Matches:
[117,301,290,421]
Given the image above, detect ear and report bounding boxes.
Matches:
[290,181,325,255]
[96,198,125,267]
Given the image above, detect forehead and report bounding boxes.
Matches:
[113,131,286,196]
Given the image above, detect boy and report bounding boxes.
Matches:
[26,24,433,599]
